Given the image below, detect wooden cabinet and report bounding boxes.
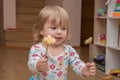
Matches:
[93,0,120,74]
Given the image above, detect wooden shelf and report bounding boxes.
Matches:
[107,45,120,51]
[95,16,107,19]
[93,0,120,74]
[94,42,106,47]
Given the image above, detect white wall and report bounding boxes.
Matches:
[63,0,82,46]
[46,0,82,46]
[3,0,16,29]
[3,0,82,46]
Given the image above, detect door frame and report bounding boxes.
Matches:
[0,0,5,46]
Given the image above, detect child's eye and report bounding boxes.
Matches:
[50,26,56,30]
[62,27,66,30]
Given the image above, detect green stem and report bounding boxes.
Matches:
[46,45,48,58]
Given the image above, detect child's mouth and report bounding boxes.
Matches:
[55,37,62,41]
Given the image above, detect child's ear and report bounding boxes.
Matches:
[40,31,43,35]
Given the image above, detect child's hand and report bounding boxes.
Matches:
[81,62,96,77]
[36,57,49,72]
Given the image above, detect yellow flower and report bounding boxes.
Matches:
[84,37,92,45]
[42,35,56,45]
[42,35,56,58]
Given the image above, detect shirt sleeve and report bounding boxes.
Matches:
[28,44,42,73]
[67,45,86,76]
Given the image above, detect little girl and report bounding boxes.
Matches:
[28,5,96,80]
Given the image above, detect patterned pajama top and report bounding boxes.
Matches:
[28,43,86,80]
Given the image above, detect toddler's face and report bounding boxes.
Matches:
[40,17,68,46]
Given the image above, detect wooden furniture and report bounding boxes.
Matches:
[93,0,120,75]
[0,0,5,46]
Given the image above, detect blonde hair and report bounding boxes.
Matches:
[32,5,70,44]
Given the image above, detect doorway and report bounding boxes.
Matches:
[81,0,94,46]
[0,0,5,46]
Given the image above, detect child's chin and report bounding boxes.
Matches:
[54,42,63,46]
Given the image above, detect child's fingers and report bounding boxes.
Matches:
[36,58,49,71]
[89,63,96,76]
[89,69,96,76]
[89,63,96,71]
[39,58,48,67]
[44,66,49,71]
[89,71,96,76]
[86,62,96,68]
[86,63,93,68]
[86,62,96,76]
[89,68,96,72]
[89,65,96,70]
[91,62,96,66]
[40,57,48,63]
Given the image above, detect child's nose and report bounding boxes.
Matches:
[57,29,62,34]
